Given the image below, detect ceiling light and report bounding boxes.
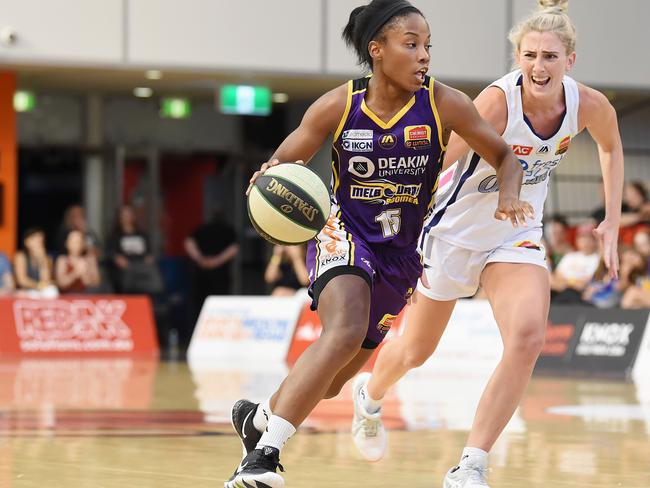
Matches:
[133,87,153,98]
[145,70,163,80]
[272,93,289,103]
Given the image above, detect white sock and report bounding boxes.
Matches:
[361,383,383,414]
[461,447,488,464]
[253,399,272,432]
[256,415,296,452]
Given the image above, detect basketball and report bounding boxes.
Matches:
[247,163,331,245]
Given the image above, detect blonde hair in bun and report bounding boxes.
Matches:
[538,0,569,13]
[509,0,576,56]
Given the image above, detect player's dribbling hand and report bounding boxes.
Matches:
[245,159,305,196]
[494,196,535,227]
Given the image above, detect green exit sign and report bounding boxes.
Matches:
[14,91,35,112]
[220,85,271,116]
[160,97,191,119]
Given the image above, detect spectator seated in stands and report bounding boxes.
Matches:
[55,229,101,293]
[55,204,101,257]
[544,214,575,270]
[620,240,650,308]
[107,204,162,294]
[14,227,58,298]
[619,181,650,245]
[550,223,600,304]
[632,228,650,274]
[0,251,15,295]
[264,245,309,296]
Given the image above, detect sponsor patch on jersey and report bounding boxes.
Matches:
[377,313,397,333]
[350,178,421,205]
[342,139,373,152]
[404,125,431,150]
[378,133,397,150]
[377,155,429,177]
[537,144,550,154]
[555,135,572,155]
[343,129,373,140]
[512,144,533,156]
[348,156,375,178]
[515,240,542,251]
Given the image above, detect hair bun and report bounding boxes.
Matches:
[538,0,569,13]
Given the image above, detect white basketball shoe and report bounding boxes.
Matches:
[351,372,387,462]
[443,453,490,488]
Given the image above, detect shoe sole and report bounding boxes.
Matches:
[225,473,284,488]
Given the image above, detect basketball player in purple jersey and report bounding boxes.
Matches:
[225,1,533,486]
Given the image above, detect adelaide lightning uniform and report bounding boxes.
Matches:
[419,69,579,300]
[306,75,445,347]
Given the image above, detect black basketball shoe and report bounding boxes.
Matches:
[224,447,285,488]
[231,399,264,457]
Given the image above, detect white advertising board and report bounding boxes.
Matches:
[187,294,306,368]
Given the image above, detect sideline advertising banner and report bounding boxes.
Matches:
[188,294,306,367]
[0,296,159,357]
[536,306,648,379]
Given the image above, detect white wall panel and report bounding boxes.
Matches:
[326,0,508,83]
[512,0,650,89]
[0,0,123,63]
[128,0,322,72]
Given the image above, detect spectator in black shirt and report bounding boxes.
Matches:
[184,210,239,319]
[107,204,162,294]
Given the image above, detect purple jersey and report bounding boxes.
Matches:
[330,75,445,252]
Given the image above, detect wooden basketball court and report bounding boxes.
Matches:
[1,359,648,487]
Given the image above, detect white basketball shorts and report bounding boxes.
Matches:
[418,229,548,301]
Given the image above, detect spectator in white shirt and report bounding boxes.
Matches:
[551,223,601,304]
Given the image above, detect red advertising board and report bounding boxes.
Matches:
[0,296,159,357]
[286,302,407,368]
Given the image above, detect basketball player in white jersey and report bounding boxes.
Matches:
[351,1,624,486]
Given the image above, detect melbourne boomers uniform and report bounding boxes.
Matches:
[306,75,445,347]
[418,69,579,300]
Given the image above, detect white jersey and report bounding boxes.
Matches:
[420,69,579,253]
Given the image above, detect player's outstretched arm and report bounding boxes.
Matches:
[580,84,624,278]
[436,83,534,227]
[246,84,348,195]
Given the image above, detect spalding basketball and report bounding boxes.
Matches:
[247,163,331,245]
